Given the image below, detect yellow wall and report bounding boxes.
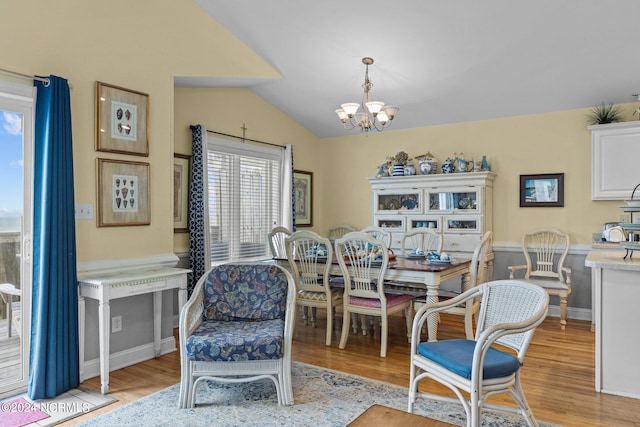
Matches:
[1,0,280,261]
[3,0,637,266]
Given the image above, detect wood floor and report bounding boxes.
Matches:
[65,312,640,427]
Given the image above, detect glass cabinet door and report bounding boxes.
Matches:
[375,191,421,213]
[443,215,481,233]
[407,217,440,232]
[375,217,406,232]
[426,188,479,212]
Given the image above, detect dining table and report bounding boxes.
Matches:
[275,255,471,342]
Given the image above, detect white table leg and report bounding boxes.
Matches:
[153,291,162,358]
[78,295,85,381]
[98,300,110,394]
[425,283,439,342]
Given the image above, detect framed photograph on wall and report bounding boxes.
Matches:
[96,81,149,156]
[173,153,191,232]
[97,158,150,226]
[520,173,564,207]
[293,170,313,227]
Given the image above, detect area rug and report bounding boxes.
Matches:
[1,388,117,427]
[76,362,560,427]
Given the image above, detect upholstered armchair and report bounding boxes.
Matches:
[178,263,296,408]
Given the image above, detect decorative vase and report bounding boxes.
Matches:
[419,156,438,175]
[392,164,405,176]
[441,158,455,174]
[481,155,490,171]
[404,164,416,176]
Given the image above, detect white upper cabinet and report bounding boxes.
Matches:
[590,122,640,200]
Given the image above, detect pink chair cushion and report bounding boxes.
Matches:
[349,293,413,308]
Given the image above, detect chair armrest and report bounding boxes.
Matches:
[179,290,204,343]
[507,265,527,279]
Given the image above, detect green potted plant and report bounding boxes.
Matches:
[586,103,623,125]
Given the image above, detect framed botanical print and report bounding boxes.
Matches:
[293,169,313,226]
[96,81,149,156]
[97,158,150,226]
[173,153,191,232]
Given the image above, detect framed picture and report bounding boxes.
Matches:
[97,158,150,226]
[520,173,565,207]
[96,81,149,156]
[173,153,191,232]
[293,170,313,227]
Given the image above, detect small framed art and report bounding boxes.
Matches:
[520,173,564,207]
[97,158,150,226]
[293,170,313,227]
[96,81,149,156]
[173,153,191,232]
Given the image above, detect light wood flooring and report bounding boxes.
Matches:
[64,312,640,427]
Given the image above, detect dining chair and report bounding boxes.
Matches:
[269,226,292,259]
[0,283,21,338]
[285,231,342,346]
[408,280,549,427]
[439,231,493,339]
[327,224,355,241]
[361,226,391,247]
[508,227,571,330]
[400,229,443,256]
[335,232,414,357]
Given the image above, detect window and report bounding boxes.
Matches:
[205,137,288,265]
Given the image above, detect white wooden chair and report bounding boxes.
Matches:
[335,232,414,358]
[508,227,571,330]
[285,231,342,346]
[400,229,443,256]
[439,231,493,339]
[0,283,21,338]
[408,280,549,427]
[327,224,355,241]
[360,226,391,247]
[269,226,292,259]
[178,263,296,408]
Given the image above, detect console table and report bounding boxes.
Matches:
[78,266,190,394]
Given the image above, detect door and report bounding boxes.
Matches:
[0,79,34,397]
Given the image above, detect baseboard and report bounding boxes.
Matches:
[80,337,177,382]
[546,304,591,322]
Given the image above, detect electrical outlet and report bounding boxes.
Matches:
[111,316,122,333]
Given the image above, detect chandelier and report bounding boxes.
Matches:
[335,57,399,133]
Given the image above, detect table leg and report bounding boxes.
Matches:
[425,283,439,342]
[98,300,110,394]
[153,291,162,358]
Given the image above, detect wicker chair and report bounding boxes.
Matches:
[269,226,292,259]
[178,263,296,408]
[508,227,571,330]
[408,280,549,427]
[285,231,342,346]
[335,232,414,358]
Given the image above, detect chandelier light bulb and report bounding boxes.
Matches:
[335,57,398,134]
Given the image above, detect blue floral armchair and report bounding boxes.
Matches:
[177,263,296,408]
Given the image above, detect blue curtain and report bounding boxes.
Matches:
[28,76,79,399]
[188,125,207,296]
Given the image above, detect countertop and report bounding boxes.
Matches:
[585,250,640,271]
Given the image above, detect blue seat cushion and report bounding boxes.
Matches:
[186,318,285,362]
[417,339,521,380]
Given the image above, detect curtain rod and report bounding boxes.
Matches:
[0,68,49,85]
[206,129,285,149]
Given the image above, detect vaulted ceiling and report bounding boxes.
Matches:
[176,1,640,138]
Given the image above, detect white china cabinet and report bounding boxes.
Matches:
[368,172,495,256]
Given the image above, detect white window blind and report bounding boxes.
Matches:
[206,137,283,264]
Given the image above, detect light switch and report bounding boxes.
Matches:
[75,203,94,220]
